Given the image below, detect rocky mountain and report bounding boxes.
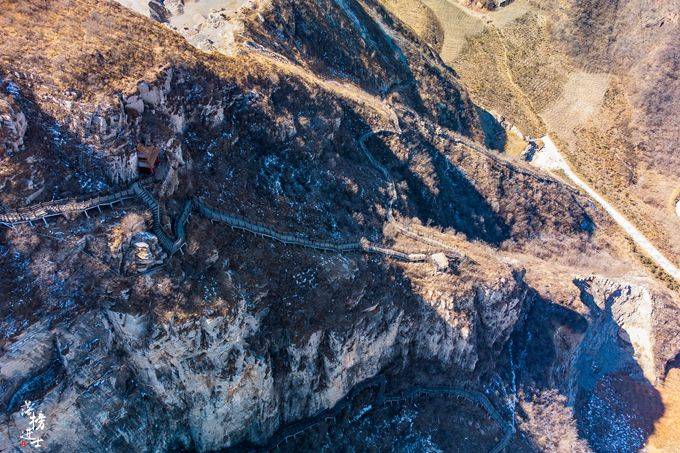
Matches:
[0,0,677,451]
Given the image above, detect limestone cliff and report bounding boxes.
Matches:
[0,259,527,449]
[0,0,675,451]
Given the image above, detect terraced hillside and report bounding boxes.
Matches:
[419,0,485,61]
[395,0,680,271]
[379,0,444,51]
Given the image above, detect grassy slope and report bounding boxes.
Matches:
[379,0,445,51]
[406,0,680,267]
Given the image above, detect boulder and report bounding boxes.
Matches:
[124,95,144,116]
[0,95,27,153]
[124,233,166,273]
[430,253,449,272]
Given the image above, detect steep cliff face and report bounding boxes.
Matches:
[568,277,679,452]
[246,0,483,136]
[572,276,679,384]
[506,275,680,452]
[0,243,528,449]
[0,0,672,451]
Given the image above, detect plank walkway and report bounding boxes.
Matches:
[0,188,136,228]
[0,128,469,265]
[0,138,516,450]
[261,375,515,452]
[195,198,429,262]
[0,182,445,263]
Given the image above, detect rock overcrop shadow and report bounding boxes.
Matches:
[502,281,668,452]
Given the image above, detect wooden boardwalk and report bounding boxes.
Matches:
[261,375,515,452]
[0,188,136,228]
[0,126,472,264]
[0,181,449,263]
[0,133,517,450]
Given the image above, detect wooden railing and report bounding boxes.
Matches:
[358,129,464,260]
[0,188,136,227]
[0,182,440,262]
[0,134,516,450]
[260,375,514,452]
[131,183,187,254]
[195,199,429,262]
[0,126,468,265]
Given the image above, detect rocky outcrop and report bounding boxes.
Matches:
[567,276,680,451]
[158,137,191,199]
[463,0,510,11]
[0,93,27,154]
[123,233,168,273]
[1,2,668,451]
[115,0,252,54]
[0,270,528,450]
[572,276,680,387]
[505,275,680,452]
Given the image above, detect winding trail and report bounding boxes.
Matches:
[532,136,680,282]
[432,3,679,282]
[0,183,436,262]
[1,107,476,266]
[358,128,466,259]
[0,175,516,452]
[260,375,514,452]
[0,128,518,452]
[0,130,468,264]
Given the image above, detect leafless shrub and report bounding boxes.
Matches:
[518,390,591,452]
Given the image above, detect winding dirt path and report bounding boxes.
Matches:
[532,136,680,282]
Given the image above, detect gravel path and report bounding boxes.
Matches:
[532,136,680,282]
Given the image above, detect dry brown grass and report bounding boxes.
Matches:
[555,80,680,265]
[500,10,570,112]
[541,71,611,141]
[435,2,680,274]
[503,131,527,157]
[380,0,444,51]
[0,0,265,103]
[646,368,680,452]
[420,0,486,62]
[454,28,544,136]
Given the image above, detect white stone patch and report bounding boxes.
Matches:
[430,252,449,272]
[114,0,252,55]
[114,0,151,16]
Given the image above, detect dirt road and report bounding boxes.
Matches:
[532,136,680,282]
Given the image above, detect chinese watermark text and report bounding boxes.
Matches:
[19,400,46,448]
